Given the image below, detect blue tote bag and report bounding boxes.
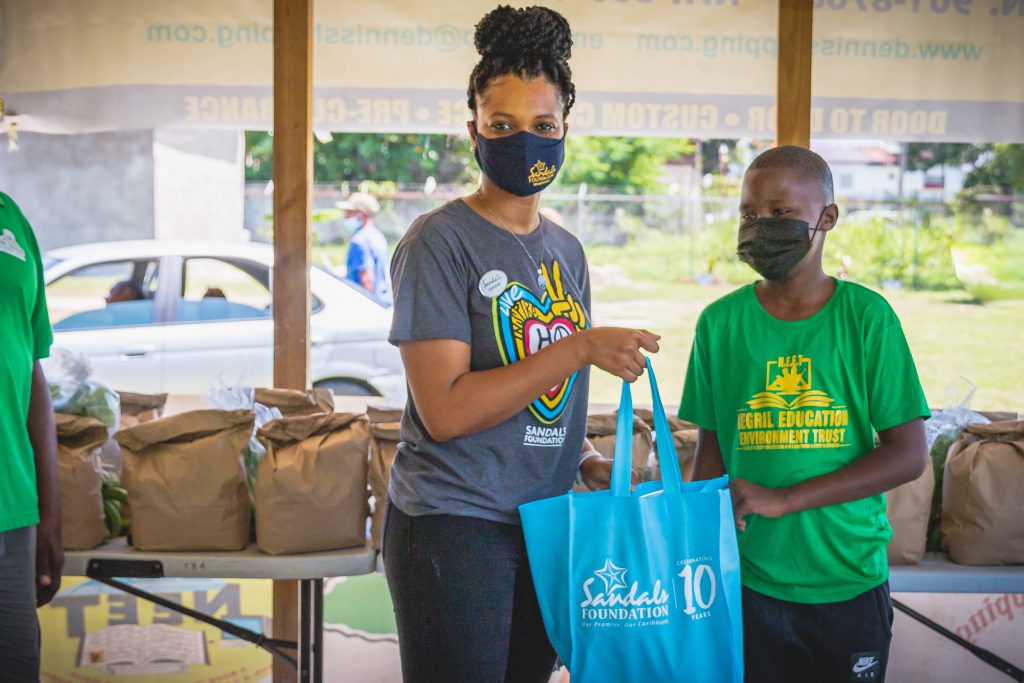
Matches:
[520,359,743,682]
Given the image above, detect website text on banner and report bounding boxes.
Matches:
[2,0,1021,140]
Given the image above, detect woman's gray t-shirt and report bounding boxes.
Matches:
[388,198,592,525]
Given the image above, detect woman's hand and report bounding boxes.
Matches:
[575,327,661,382]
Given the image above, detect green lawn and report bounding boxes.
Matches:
[588,282,1024,415]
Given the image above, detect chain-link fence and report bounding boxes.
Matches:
[244,182,1023,294]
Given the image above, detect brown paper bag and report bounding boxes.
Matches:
[633,408,698,433]
[255,413,370,555]
[672,429,699,483]
[366,407,403,550]
[117,392,168,430]
[582,413,654,491]
[254,388,334,417]
[979,411,1019,422]
[56,414,109,550]
[367,406,404,424]
[942,420,1024,565]
[106,391,168,482]
[646,429,698,483]
[368,418,401,550]
[116,409,254,551]
[886,461,935,565]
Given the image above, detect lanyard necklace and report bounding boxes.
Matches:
[475,189,547,290]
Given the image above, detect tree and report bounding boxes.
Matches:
[964,144,1024,193]
[904,143,987,172]
[245,131,695,195]
[555,136,694,193]
[244,131,474,184]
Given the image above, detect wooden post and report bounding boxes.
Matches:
[272,0,312,680]
[776,0,814,148]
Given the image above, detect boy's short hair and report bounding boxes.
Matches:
[747,145,835,204]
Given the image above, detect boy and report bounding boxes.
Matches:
[679,146,929,683]
[0,192,62,681]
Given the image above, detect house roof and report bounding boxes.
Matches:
[812,141,898,166]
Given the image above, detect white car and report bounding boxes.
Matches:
[42,240,406,402]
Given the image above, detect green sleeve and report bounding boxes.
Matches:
[867,321,930,432]
[22,213,53,360]
[678,313,716,431]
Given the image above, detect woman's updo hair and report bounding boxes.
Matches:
[468,5,576,119]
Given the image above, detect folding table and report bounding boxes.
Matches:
[64,537,377,683]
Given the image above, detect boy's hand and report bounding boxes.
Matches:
[729,478,791,532]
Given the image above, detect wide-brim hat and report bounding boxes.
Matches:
[335,192,380,216]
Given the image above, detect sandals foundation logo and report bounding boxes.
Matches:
[579,560,671,628]
[494,260,589,426]
[738,354,850,451]
[528,160,557,187]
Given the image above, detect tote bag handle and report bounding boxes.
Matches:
[611,357,684,497]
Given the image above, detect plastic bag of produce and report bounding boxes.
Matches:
[44,348,120,433]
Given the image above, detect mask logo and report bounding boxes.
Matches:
[528,161,558,187]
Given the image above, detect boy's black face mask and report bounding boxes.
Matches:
[736,208,828,281]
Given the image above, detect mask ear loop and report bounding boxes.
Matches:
[809,204,831,243]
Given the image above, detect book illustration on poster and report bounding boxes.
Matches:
[77,623,208,675]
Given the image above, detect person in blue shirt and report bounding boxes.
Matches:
[337,192,393,306]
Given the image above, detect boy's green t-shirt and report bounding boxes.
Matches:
[0,193,53,532]
[679,280,929,604]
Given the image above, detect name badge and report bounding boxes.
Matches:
[478,269,508,298]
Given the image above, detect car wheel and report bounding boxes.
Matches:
[314,379,377,396]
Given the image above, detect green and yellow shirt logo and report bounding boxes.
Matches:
[737,354,850,451]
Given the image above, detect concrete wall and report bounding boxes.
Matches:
[0,128,245,251]
[153,129,245,242]
[0,130,156,250]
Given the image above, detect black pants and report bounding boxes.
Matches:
[743,582,894,683]
[382,504,556,683]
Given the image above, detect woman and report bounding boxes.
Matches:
[383,6,660,681]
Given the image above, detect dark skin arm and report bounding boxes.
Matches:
[400,328,660,443]
[27,361,63,606]
[693,419,927,531]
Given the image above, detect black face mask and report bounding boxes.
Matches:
[474,129,565,197]
[736,208,828,281]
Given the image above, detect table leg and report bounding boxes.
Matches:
[299,580,312,683]
[314,579,324,683]
[298,579,324,683]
